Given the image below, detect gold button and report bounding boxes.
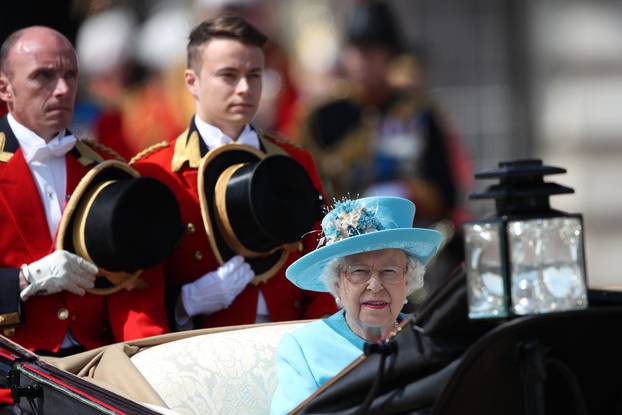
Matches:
[3,328,15,337]
[193,250,203,262]
[0,313,19,326]
[57,307,70,321]
[186,223,196,234]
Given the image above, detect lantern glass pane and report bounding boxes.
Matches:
[464,222,508,318]
[508,217,588,315]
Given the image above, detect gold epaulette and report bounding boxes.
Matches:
[0,132,13,163]
[79,139,126,162]
[129,140,170,165]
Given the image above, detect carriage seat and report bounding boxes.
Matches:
[131,321,306,415]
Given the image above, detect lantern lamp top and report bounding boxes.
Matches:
[469,159,574,216]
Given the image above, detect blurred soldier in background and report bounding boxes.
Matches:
[76,6,192,160]
[298,0,472,299]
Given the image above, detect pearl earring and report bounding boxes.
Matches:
[403,299,408,304]
[335,296,342,306]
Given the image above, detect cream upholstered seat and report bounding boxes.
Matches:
[130,321,307,415]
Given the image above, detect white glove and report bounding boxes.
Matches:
[20,250,98,301]
[180,255,255,318]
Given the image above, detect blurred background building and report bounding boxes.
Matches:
[3,0,622,288]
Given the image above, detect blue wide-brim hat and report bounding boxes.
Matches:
[286,196,443,292]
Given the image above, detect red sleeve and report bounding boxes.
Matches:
[107,265,170,341]
[286,146,338,318]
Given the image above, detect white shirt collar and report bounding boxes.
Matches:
[7,113,74,162]
[193,115,260,151]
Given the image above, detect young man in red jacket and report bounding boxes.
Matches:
[0,26,169,356]
[132,15,336,329]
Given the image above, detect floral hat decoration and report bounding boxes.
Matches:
[286,196,443,292]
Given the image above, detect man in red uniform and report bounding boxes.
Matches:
[132,15,336,329]
[0,26,168,355]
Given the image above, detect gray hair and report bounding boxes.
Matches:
[320,251,426,301]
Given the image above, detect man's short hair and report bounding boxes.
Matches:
[0,29,26,76]
[187,14,268,72]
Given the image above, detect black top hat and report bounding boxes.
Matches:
[56,160,183,295]
[199,144,324,284]
[346,0,403,53]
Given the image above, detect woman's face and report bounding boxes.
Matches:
[336,248,409,340]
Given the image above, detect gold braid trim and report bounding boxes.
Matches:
[0,132,13,163]
[81,139,126,162]
[129,140,170,165]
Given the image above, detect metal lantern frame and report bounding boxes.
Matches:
[464,159,589,319]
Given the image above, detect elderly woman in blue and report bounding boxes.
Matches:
[271,196,443,414]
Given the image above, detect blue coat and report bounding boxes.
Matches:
[271,310,365,415]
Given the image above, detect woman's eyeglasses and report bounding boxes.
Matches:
[342,264,407,285]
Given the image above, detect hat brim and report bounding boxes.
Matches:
[56,160,142,295]
[198,144,289,284]
[56,160,139,251]
[286,227,443,292]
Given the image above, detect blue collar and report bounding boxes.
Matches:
[323,309,409,350]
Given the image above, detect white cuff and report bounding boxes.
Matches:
[19,264,34,302]
[174,296,195,330]
[180,275,228,318]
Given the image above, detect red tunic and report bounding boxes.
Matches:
[132,120,337,328]
[0,116,168,352]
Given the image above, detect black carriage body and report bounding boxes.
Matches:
[0,337,156,415]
